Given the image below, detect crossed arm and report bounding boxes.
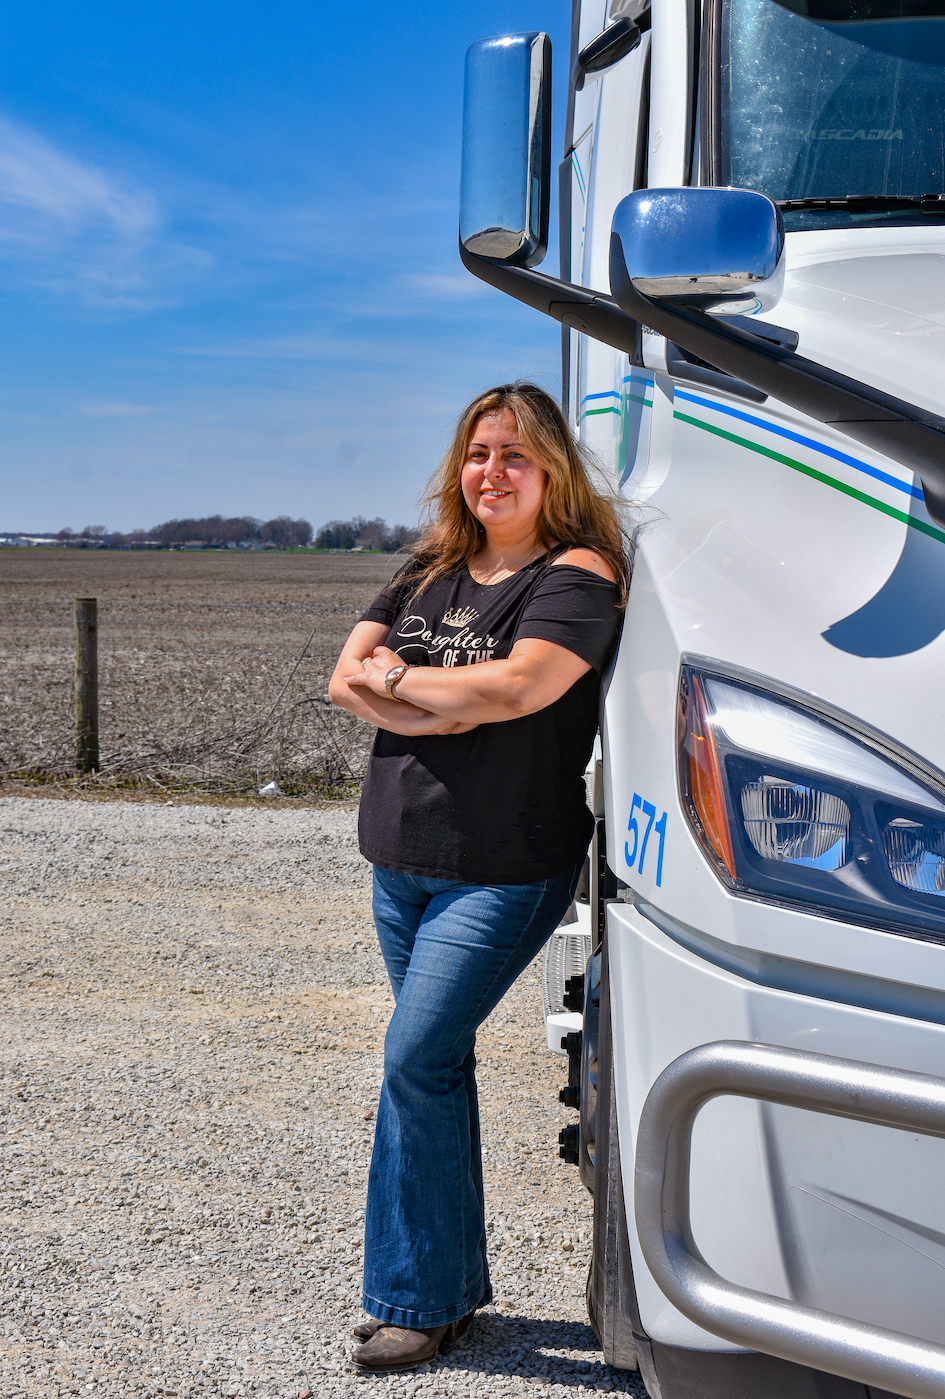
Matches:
[328,621,592,736]
[329,550,615,736]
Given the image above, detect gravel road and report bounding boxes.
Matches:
[0,796,647,1399]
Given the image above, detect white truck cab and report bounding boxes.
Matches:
[461,5,945,1398]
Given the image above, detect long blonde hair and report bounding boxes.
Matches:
[408,382,633,604]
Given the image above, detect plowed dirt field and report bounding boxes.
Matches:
[0,551,398,789]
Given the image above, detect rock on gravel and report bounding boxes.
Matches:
[0,796,647,1398]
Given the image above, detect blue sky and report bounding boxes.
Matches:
[0,1,571,534]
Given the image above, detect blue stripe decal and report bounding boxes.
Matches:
[581,390,620,405]
[674,387,922,501]
[622,373,656,407]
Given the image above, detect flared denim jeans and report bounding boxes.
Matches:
[362,863,579,1328]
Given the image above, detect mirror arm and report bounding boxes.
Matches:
[610,232,945,525]
[665,342,767,405]
[460,238,645,365]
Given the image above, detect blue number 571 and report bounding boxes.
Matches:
[625,792,667,886]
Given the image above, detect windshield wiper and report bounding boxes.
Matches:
[779,194,945,211]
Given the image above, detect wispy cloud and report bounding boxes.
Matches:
[171,331,415,363]
[0,111,469,317]
[0,114,154,236]
[403,270,488,300]
[0,112,210,309]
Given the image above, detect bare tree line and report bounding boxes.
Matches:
[313,516,419,552]
[31,514,421,551]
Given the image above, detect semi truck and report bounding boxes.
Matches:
[460,5,945,1398]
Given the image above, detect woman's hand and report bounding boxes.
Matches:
[343,646,477,734]
[344,645,408,699]
[329,624,478,736]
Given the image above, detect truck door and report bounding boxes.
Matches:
[565,1,653,484]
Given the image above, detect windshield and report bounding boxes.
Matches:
[718,0,945,227]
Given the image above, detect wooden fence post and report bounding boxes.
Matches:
[74,598,99,773]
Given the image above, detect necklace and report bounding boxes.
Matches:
[469,542,544,585]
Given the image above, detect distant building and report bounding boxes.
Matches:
[0,534,59,547]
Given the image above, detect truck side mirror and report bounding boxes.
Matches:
[609,188,785,316]
[460,32,551,268]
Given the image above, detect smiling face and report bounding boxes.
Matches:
[460,409,547,544]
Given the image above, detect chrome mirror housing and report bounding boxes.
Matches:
[460,32,551,268]
[610,188,785,315]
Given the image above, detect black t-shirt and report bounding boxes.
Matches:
[356,553,623,884]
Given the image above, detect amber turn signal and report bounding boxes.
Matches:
[686,673,737,879]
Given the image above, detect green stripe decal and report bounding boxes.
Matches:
[580,394,653,422]
[674,409,945,546]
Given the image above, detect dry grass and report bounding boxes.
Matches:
[0,549,400,799]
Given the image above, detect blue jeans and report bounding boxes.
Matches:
[362,863,579,1328]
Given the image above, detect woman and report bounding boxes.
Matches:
[328,381,630,1374]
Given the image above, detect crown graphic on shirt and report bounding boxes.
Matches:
[441,605,479,629]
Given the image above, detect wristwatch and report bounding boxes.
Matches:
[384,663,410,701]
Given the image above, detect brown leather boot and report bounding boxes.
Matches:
[351,1317,385,1342]
[349,1322,451,1372]
[352,1309,474,1344]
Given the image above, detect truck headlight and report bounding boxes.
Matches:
[882,814,945,896]
[678,662,945,941]
[740,778,850,869]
